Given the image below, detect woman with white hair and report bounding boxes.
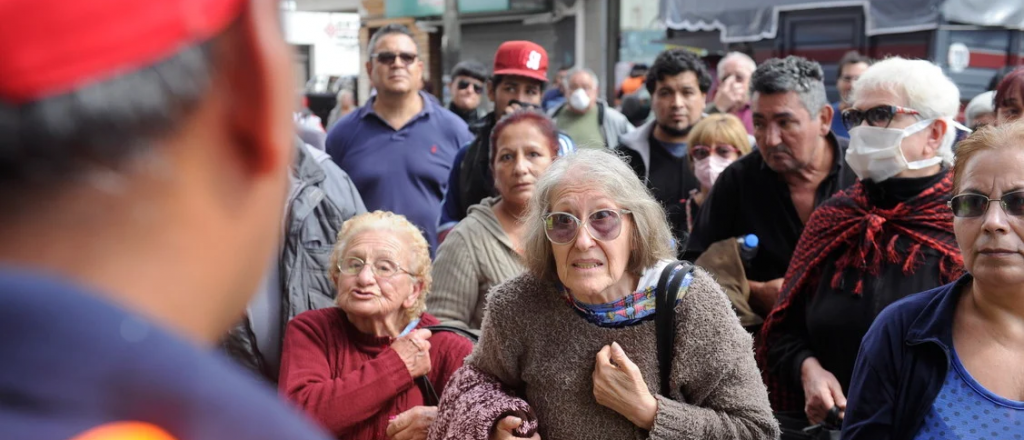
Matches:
[279,211,474,440]
[964,90,996,131]
[760,57,966,426]
[428,149,778,440]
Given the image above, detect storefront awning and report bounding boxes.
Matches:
[942,0,1024,29]
[660,0,945,43]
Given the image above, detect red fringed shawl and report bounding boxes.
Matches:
[757,171,963,411]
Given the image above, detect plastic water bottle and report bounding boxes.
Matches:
[737,234,759,270]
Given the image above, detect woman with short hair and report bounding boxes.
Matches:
[279,211,474,440]
[842,121,1024,439]
[684,113,751,232]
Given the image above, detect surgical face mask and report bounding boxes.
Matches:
[694,155,733,189]
[845,118,944,182]
[569,88,591,111]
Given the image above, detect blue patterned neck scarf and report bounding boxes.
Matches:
[563,260,693,328]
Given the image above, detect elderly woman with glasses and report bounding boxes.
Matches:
[758,58,967,427]
[428,149,777,440]
[842,121,1024,439]
[279,211,474,440]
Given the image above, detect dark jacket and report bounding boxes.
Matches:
[457,113,498,221]
[449,102,486,130]
[841,275,971,440]
[224,138,366,381]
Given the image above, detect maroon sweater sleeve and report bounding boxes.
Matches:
[430,331,474,393]
[278,311,414,435]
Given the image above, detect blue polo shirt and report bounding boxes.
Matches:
[0,268,332,440]
[327,92,473,255]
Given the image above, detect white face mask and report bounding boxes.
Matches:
[569,88,591,111]
[695,155,733,189]
[845,118,944,182]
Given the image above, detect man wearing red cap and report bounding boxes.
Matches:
[438,40,574,240]
[0,1,331,439]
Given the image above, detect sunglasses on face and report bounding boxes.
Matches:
[691,144,739,161]
[842,105,920,130]
[457,79,484,94]
[948,191,1024,218]
[543,209,632,245]
[372,51,418,66]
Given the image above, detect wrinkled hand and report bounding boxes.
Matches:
[391,329,432,378]
[593,342,658,430]
[801,357,846,425]
[489,416,541,440]
[386,406,437,440]
[749,277,785,315]
[713,75,748,113]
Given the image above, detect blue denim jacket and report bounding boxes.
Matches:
[842,275,972,439]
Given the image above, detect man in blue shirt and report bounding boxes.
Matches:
[830,51,871,139]
[327,24,473,255]
[0,1,331,439]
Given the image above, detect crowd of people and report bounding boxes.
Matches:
[5,2,1024,440]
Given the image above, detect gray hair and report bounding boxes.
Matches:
[367,24,418,55]
[0,37,219,211]
[563,67,599,92]
[750,56,828,117]
[965,90,996,128]
[522,149,675,284]
[851,57,961,164]
[717,52,757,81]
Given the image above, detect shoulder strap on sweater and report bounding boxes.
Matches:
[655,260,693,397]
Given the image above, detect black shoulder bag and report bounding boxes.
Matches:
[654,260,694,397]
[415,325,479,406]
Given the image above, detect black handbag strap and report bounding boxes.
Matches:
[415,324,479,406]
[422,325,479,343]
[655,260,693,397]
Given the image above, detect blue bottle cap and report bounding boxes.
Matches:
[743,234,759,248]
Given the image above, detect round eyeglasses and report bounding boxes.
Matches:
[543,209,632,245]
[337,257,412,279]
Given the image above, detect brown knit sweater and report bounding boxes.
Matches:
[466,269,779,439]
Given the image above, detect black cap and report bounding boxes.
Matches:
[450,60,489,83]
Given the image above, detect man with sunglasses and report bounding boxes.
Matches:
[438,41,577,241]
[327,24,474,256]
[759,57,965,425]
[685,56,857,321]
[447,60,488,127]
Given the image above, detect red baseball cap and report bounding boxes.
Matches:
[0,0,246,104]
[492,41,549,83]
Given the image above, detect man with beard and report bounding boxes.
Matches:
[616,48,709,247]
[684,56,857,316]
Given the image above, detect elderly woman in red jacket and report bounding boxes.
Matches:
[279,211,474,440]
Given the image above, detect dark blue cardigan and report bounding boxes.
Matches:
[841,275,972,439]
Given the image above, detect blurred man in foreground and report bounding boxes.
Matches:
[0,0,331,439]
